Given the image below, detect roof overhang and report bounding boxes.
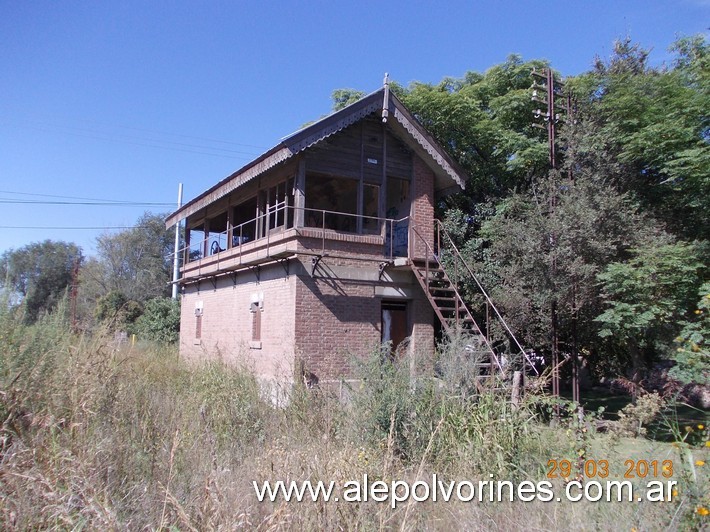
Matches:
[166,88,468,227]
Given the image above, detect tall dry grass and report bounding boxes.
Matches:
[0,301,706,530]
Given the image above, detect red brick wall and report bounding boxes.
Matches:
[179,257,436,384]
[293,256,436,382]
[411,296,435,374]
[294,260,381,381]
[179,266,297,381]
[410,156,435,260]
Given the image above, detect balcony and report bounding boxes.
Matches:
[177,205,413,281]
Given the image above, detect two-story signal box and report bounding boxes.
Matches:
[166,86,470,392]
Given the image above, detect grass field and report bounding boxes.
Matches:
[1,307,708,530]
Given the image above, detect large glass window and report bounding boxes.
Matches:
[386,177,410,219]
[266,178,294,232]
[385,177,410,257]
[206,212,228,255]
[362,184,380,234]
[305,174,358,232]
[232,197,257,245]
[188,224,205,261]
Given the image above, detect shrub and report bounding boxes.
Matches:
[134,297,180,343]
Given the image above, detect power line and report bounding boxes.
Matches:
[0,189,167,203]
[0,225,155,230]
[5,119,267,159]
[7,116,269,151]
[0,199,172,206]
[84,120,269,151]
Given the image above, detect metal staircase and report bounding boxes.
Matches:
[409,221,539,386]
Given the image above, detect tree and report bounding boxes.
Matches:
[94,290,143,331]
[671,282,710,385]
[331,89,366,111]
[475,168,660,365]
[395,55,551,205]
[596,242,705,381]
[572,36,710,240]
[0,240,82,323]
[81,212,173,306]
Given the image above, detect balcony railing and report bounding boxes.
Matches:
[176,205,412,269]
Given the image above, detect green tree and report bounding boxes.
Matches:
[331,89,366,111]
[395,55,551,204]
[596,242,705,381]
[572,36,710,239]
[671,282,710,385]
[477,169,656,365]
[81,212,173,307]
[95,290,143,331]
[0,240,82,323]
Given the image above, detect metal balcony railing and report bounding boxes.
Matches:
[174,204,411,268]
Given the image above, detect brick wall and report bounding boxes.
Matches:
[179,256,437,384]
[293,256,436,383]
[294,258,381,382]
[410,155,435,260]
[179,264,297,381]
[411,296,435,374]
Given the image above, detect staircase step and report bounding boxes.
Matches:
[412,259,440,268]
[432,296,456,303]
[416,266,444,275]
[428,284,454,291]
[428,286,452,293]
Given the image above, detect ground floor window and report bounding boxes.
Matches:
[251,301,262,342]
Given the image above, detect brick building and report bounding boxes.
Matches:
[166,85,472,391]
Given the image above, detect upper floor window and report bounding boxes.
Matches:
[305,174,358,232]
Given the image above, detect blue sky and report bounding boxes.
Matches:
[1,1,707,256]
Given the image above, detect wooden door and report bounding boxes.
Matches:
[381,301,408,357]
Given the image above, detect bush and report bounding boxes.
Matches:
[134,297,180,343]
[671,282,710,386]
[95,290,143,330]
[345,340,547,477]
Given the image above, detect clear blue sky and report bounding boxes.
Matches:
[1,1,707,256]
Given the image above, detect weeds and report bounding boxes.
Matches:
[0,301,707,529]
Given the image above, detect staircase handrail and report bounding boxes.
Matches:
[434,219,539,376]
[408,222,505,374]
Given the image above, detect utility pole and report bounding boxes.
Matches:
[531,68,580,406]
[171,183,183,300]
[69,255,81,333]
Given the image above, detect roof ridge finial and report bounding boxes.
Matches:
[382,72,390,123]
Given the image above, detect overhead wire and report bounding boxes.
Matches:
[0,225,153,230]
[0,189,169,203]
[0,118,268,236]
[0,199,173,206]
[0,189,174,207]
[4,118,269,160]
[7,116,269,150]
